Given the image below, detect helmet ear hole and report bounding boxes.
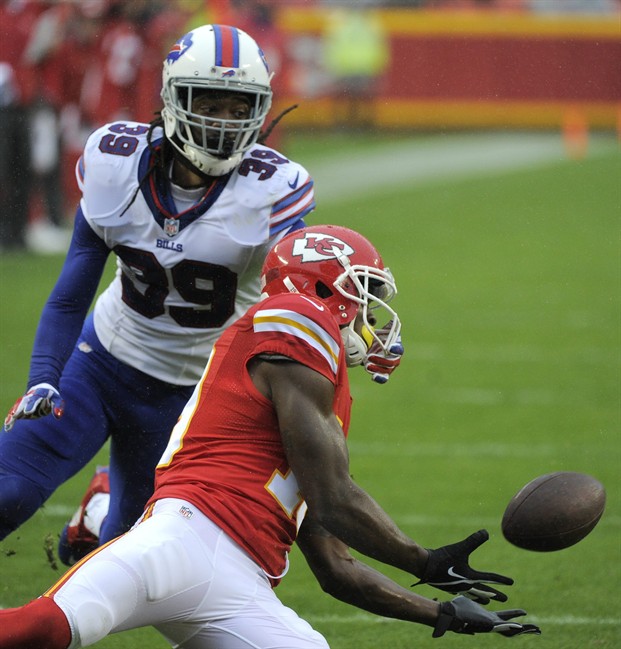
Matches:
[315,281,333,299]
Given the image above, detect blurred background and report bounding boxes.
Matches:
[0,0,619,253]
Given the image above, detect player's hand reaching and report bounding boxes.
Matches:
[364,320,403,384]
[4,383,65,431]
[433,596,541,638]
[413,529,514,604]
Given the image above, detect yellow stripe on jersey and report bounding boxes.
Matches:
[253,308,340,374]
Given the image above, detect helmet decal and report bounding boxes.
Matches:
[166,32,194,64]
[258,46,270,73]
[213,25,240,67]
[292,233,354,263]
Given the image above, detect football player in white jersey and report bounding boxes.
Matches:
[0,226,538,648]
[0,24,357,566]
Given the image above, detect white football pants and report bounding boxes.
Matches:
[50,498,329,648]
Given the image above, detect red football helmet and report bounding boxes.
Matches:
[261,225,401,366]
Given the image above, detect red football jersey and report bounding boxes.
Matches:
[150,293,352,582]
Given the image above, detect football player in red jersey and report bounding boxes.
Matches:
[0,226,539,648]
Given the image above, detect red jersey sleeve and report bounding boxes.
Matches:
[250,293,343,384]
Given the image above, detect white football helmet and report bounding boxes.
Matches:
[161,24,273,176]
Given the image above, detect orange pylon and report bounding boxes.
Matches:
[562,108,589,160]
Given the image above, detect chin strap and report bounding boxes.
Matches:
[171,147,214,180]
[177,144,238,179]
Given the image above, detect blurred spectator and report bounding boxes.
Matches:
[228,0,291,149]
[22,0,74,248]
[79,1,149,126]
[230,0,287,95]
[46,2,107,223]
[426,0,527,9]
[176,0,212,29]
[0,0,211,253]
[134,7,192,122]
[322,8,390,130]
[61,1,160,223]
[0,0,35,252]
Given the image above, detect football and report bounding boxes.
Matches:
[501,472,606,551]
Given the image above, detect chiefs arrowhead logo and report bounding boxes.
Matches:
[291,233,354,263]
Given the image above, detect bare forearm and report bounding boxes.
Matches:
[271,364,428,575]
[325,558,440,626]
[315,480,428,577]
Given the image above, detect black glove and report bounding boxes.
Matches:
[413,529,513,604]
[433,595,541,638]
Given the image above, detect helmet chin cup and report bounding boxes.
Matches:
[182,142,242,177]
[162,105,175,140]
[342,321,370,367]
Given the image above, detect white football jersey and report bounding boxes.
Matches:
[77,122,315,385]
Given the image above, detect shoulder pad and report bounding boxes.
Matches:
[236,145,316,235]
[253,293,342,375]
[78,122,155,227]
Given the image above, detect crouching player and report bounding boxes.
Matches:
[0,226,539,648]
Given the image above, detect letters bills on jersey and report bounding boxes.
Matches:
[73,121,315,385]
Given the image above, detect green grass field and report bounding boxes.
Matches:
[0,131,619,648]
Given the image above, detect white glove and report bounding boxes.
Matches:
[364,321,404,384]
[4,383,65,431]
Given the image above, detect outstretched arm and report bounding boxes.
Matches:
[297,514,540,638]
[253,356,516,601]
[256,356,428,577]
[27,207,110,388]
[297,513,439,626]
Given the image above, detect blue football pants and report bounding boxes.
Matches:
[0,324,194,543]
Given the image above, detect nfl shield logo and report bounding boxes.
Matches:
[179,505,193,519]
[164,218,179,237]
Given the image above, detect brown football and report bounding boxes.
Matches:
[501,472,606,551]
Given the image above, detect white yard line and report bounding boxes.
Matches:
[0,605,617,626]
[305,612,620,626]
[345,439,608,458]
[313,132,618,204]
[395,513,620,528]
[409,341,619,366]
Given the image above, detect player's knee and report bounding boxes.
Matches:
[0,471,46,539]
[69,599,114,645]
[54,557,138,643]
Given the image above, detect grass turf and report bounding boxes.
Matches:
[0,132,619,648]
